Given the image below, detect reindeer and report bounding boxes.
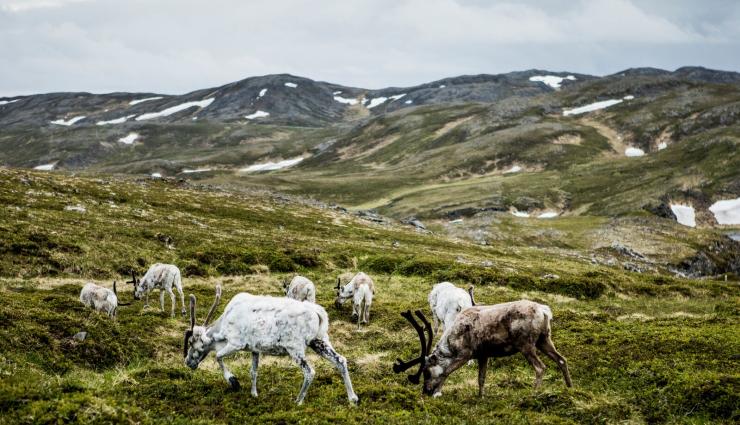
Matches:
[127,263,185,317]
[393,300,572,398]
[184,285,359,405]
[282,275,317,303]
[335,272,374,329]
[428,282,475,334]
[79,281,130,319]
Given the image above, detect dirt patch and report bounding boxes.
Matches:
[552,133,582,146]
[581,118,628,156]
[434,115,474,137]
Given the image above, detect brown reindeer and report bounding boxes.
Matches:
[393,300,572,397]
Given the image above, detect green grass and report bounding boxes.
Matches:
[0,168,738,424]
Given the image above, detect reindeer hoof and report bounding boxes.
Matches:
[228,377,241,391]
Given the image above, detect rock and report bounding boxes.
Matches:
[678,237,740,277]
[402,217,427,230]
[611,243,645,260]
[623,262,644,273]
[542,273,560,279]
[73,331,87,342]
[64,204,86,213]
[644,202,677,220]
[409,219,426,230]
[356,210,387,224]
[392,241,400,248]
[481,260,494,268]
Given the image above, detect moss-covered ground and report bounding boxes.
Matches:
[0,168,737,424]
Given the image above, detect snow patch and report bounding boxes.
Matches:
[129,96,163,105]
[245,110,270,119]
[405,99,413,104]
[284,82,297,88]
[118,132,139,145]
[135,98,215,121]
[182,168,212,174]
[709,198,740,225]
[50,116,86,126]
[333,96,358,105]
[258,88,267,97]
[657,142,667,150]
[366,97,388,109]
[438,84,446,88]
[538,212,559,218]
[0,99,20,105]
[389,93,406,101]
[97,114,135,125]
[511,210,530,218]
[625,147,645,157]
[563,99,622,116]
[623,95,635,100]
[449,219,463,224]
[529,75,576,89]
[504,165,522,173]
[33,163,55,171]
[151,173,162,178]
[670,204,696,227]
[240,157,304,172]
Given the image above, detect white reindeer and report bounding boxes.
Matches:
[282,275,317,303]
[184,286,359,405]
[128,263,185,317]
[79,281,128,319]
[428,282,475,334]
[335,272,374,328]
[393,301,572,397]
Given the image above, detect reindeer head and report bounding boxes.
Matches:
[184,285,222,370]
[393,310,447,397]
[126,271,142,300]
[335,277,352,307]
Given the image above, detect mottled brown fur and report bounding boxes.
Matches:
[398,300,572,397]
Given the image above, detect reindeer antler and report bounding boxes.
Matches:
[203,285,222,326]
[184,294,196,358]
[393,310,432,384]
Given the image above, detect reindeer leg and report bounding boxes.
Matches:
[522,346,546,389]
[169,289,176,318]
[537,337,572,387]
[177,284,186,316]
[310,338,358,405]
[159,289,165,312]
[289,350,314,405]
[250,352,259,397]
[477,357,488,397]
[216,343,242,391]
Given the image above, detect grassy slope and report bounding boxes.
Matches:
[0,168,738,424]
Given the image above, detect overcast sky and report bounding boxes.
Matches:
[1,0,738,97]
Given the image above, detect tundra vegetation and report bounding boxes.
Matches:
[0,168,737,424]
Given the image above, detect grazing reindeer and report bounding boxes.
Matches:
[79,281,129,319]
[80,282,118,319]
[393,301,572,398]
[428,282,475,334]
[282,275,317,303]
[335,272,374,328]
[184,285,358,405]
[128,263,185,317]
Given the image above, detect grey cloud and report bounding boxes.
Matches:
[0,0,738,96]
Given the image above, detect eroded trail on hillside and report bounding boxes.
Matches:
[580,118,628,156]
